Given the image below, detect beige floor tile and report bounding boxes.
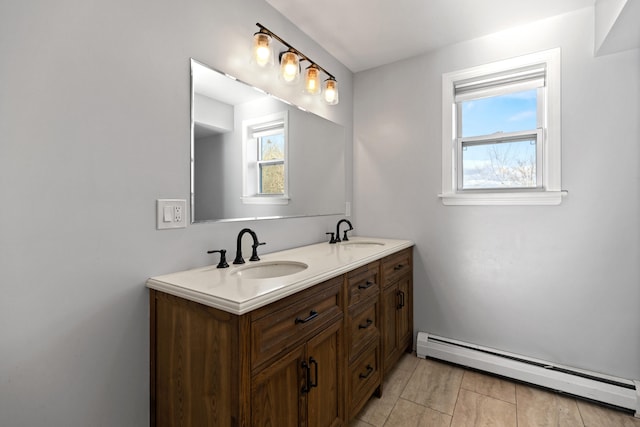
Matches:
[394,352,420,373]
[451,389,517,427]
[461,370,516,403]
[383,398,451,427]
[356,361,416,426]
[357,392,397,427]
[577,400,640,427]
[401,358,464,415]
[516,384,583,427]
[350,420,375,427]
[384,357,418,398]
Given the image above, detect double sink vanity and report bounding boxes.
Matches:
[147,234,414,426]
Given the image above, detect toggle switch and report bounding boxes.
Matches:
[163,206,173,222]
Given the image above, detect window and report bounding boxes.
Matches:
[242,111,290,204]
[440,49,563,205]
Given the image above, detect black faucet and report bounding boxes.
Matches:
[233,228,265,264]
[334,219,354,243]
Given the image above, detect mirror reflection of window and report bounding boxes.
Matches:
[242,111,290,204]
[257,129,285,195]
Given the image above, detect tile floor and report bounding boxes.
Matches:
[350,353,640,427]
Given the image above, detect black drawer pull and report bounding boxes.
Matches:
[358,280,375,290]
[295,310,319,324]
[393,264,404,271]
[358,319,373,329]
[359,365,374,379]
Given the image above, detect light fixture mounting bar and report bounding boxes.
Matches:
[255,23,336,80]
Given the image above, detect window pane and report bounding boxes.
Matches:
[259,163,284,194]
[461,89,537,137]
[462,139,536,189]
[259,133,285,161]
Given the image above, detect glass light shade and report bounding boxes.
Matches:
[323,78,339,105]
[304,66,321,95]
[280,51,300,83]
[252,32,273,67]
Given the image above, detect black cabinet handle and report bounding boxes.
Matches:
[358,280,375,290]
[359,365,374,379]
[358,319,373,329]
[301,358,319,394]
[393,264,404,271]
[309,357,318,389]
[301,361,310,394]
[295,310,318,324]
[397,291,405,309]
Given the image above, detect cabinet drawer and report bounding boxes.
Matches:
[251,277,343,370]
[381,248,412,287]
[346,262,379,307]
[347,298,379,362]
[349,343,381,413]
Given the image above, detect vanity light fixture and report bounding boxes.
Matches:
[252,23,339,104]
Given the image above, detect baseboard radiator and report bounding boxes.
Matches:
[416,332,639,417]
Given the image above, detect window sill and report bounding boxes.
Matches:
[241,196,290,205]
[438,190,567,206]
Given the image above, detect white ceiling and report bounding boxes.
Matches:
[266,0,595,72]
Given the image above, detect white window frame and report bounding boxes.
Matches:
[241,111,290,205]
[440,48,563,205]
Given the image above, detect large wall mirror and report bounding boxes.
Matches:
[191,59,346,223]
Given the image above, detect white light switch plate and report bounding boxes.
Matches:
[157,199,187,229]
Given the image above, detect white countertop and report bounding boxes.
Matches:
[146,237,413,315]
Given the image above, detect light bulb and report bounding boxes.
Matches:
[304,66,321,95]
[252,33,273,67]
[324,78,339,105]
[280,51,300,83]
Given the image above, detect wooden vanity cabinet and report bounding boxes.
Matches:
[150,246,413,426]
[380,248,413,376]
[150,275,344,427]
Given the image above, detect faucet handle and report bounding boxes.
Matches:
[342,227,353,242]
[249,242,266,261]
[207,249,229,268]
[326,232,337,244]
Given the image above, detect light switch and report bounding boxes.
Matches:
[157,199,187,229]
[163,206,173,222]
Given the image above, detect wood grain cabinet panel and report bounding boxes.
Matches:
[380,248,414,376]
[251,276,343,371]
[346,262,380,307]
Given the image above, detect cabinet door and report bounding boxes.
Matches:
[251,345,307,427]
[306,320,344,427]
[381,284,399,372]
[397,275,412,353]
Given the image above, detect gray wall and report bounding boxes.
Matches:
[353,7,640,380]
[0,0,353,425]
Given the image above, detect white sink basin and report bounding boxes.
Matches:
[340,241,385,248]
[231,261,308,279]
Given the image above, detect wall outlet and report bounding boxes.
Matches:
[157,199,187,229]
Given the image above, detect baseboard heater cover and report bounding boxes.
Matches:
[416,332,639,418]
